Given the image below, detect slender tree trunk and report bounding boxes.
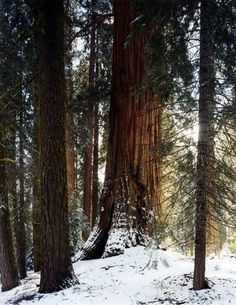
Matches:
[92,52,100,228]
[0,124,19,292]
[193,0,214,290]
[66,112,75,198]
[32,174,41,272]
[206,121,220,255]
[7,118,20,262]
[82,109,93,238]
[36,0,77,293]
[82,8,96,234]
[80,0,160,260]
[18,108,27,279]
[205,76,220,255]
[66,60,75,198]
[32,86,41,272]
[154,103,163,220]
[92,101,99,227]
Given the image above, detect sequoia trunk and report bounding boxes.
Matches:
[80,0,160,259]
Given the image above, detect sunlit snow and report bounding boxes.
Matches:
[1,246,236,305]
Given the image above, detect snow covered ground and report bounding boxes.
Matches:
[1,246,236,305]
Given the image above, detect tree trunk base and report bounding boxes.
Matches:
[77,226,146,260]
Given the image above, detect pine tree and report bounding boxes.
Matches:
[133,0,236,289]
[193,0,214,289]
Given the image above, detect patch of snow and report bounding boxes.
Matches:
[1,246,236,305]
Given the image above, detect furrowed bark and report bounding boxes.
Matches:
[79,0,160,260]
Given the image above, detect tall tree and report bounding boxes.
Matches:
[82,0,96,235]
[133,0,235,288]
[80,0,160,259]
[65,8,76,199]
[32,83,41,272]
[193,0,214,289]
[92,98,99,227]
[0,119,19,292]
[17,101,27,279]
[34,0,77,292]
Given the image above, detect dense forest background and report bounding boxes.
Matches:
[0,0,235,294]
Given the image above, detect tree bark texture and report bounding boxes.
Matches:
[66,61,76,198]
[92,101,99,228]
[66,112,75,197]
[80,0,160,259]
[36,0,77,293]
[17,108,27,279]
[0,125,19,292]
[7,115,21,269]
[32,86,41,272]
[82,10,96,233]
[206,127,220,255]
[193,0,214,290]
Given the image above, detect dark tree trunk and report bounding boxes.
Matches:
[80,0,160,260]
[7,116,21,264]
[0,125,19,292]
[206,118,220,255]
[82,109,93,237]
[193,0,214,290]
[66,112,75,198]
[7,94,27,279]
[32,86,41,272]
[92,52,100,228]
[66,60,75,198]
[35,0,77,293]
[18,108,27,279]
[32,173,41,272]
[82,8,96,235]
[92,101,99,227]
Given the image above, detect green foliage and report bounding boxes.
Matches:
[131,0,236,254]
[68,197,89,255]
[150,219,169,247]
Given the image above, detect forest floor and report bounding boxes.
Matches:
[1,246,236,305]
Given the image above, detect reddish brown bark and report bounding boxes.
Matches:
[82,110,93,228]
[206,207,220,255]
[80,0,160,259]
[82,8,96,233]
[92,102,99,227]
